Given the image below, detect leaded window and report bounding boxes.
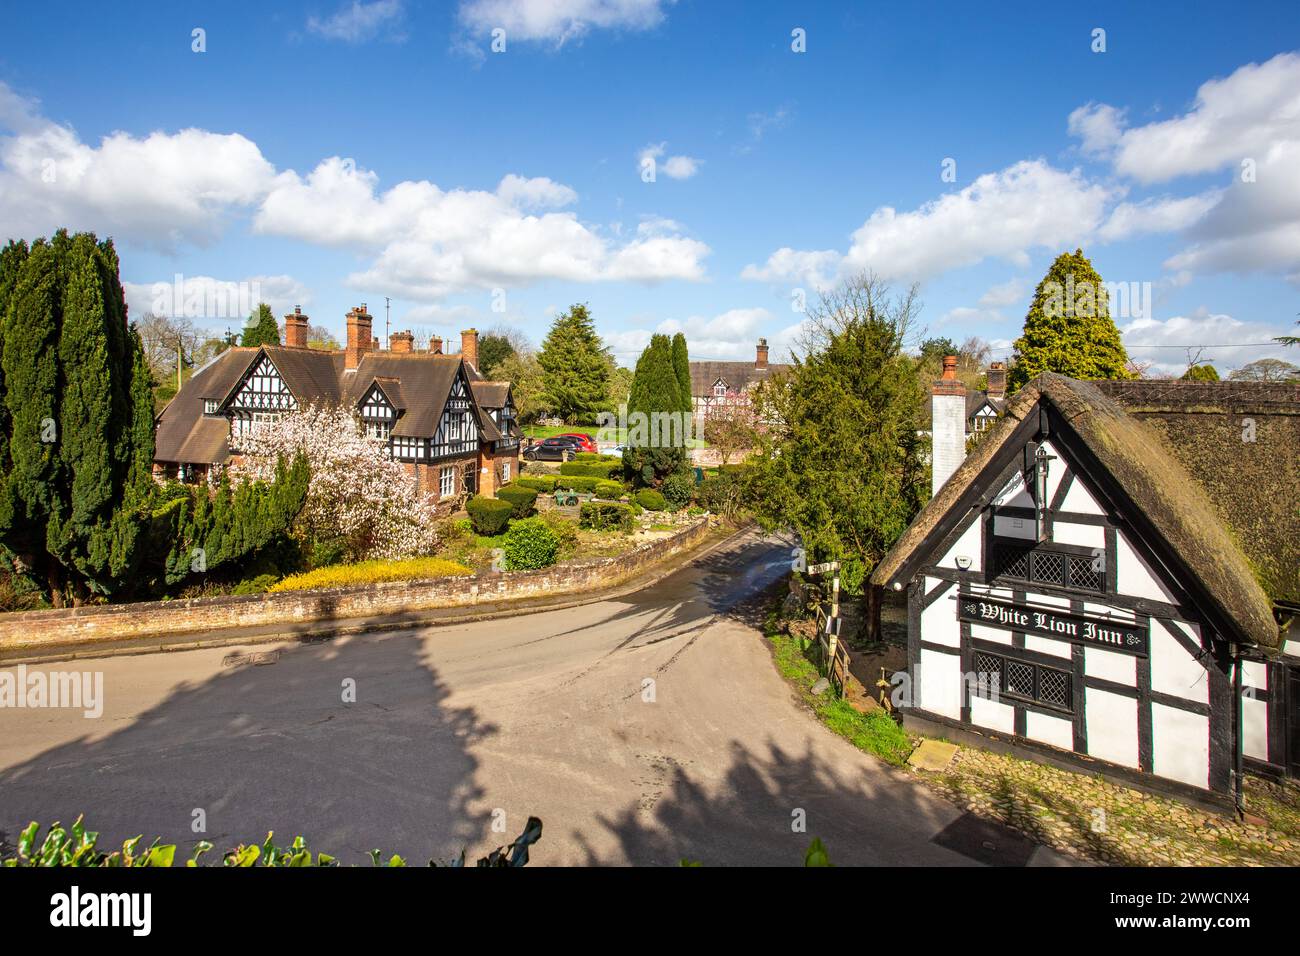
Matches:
[991,539,1106,593]
[972,649,1073,714]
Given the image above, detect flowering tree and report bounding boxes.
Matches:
[232,404,440,561]
[703,389,761,466]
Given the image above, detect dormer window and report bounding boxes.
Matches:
[203,399,219,415]
[713,382,727,397]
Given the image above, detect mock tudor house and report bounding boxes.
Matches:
[872,372,1300,810]
[154,306,521,504]
[689,338,791,426]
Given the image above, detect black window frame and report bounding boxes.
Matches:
[988,536,1107,594]
[972,648,1074,715]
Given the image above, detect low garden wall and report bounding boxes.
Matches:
[0,518,716,659]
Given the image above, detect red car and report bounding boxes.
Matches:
[556,432,598,454]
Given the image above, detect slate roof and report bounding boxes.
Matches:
[345,352,462,437]
[872,374,1285,651]
[688,360,791,396]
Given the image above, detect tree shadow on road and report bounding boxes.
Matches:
[0,623,496,865]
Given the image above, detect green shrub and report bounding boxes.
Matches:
[536,511,580,556]
[574,451,604,462]
[635,488,668,511]
[559,460,622,479]
[580,501,635,533]
[661,471,695,510]
[309,538,347,570]
[466,496,513,536]
[594,479,625,499]
[696,471,745,519]
[555,475,602,494]
[496,484,538,519]
[515,475,558,493]
[502,517,561,570]
[233,574,279,595]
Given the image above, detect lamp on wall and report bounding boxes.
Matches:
[955,555,972,570]
[1032,443,1057,543]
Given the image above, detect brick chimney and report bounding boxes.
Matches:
[284,306,309,349]
[345,304,373,370]
[461,328,479,370]
[986,361,1007,401]
[931,355,967,497]
[756,338,769,370]
[429,335,443,355]
[390,330,414,354]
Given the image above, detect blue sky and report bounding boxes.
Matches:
[1,0,1298,375]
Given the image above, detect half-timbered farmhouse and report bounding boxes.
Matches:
[154,306,521,503]
[872,372,1300,810]
[688,338,790,426]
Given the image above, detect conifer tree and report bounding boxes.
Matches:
[241,302,280,348]
[537,304,611,423]
[1009,249,1132,391]
[671,332,692,413]
[0,231,154,604]
[624,334,690,486]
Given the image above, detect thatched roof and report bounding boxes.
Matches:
[871,373,1283,650]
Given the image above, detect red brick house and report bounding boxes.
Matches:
[153,306,520,504]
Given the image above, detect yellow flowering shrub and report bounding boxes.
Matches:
[269,557,473,593]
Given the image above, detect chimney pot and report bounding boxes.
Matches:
[986,361,1007,401]
[756,337,769,370]
[430,335,443,355]
[345,304,374,370]
[390,329,414,354]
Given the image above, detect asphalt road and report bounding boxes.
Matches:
[0,531,1071,866]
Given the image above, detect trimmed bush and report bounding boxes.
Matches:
[661,471,695,510]
[496,484,539,519]
[515,475,558,493]
[466,496,513,536]
[233,573,280,595]
[270,558,473,592]
[635,488,668,511]
[555,475,602,494]
[580,501,635,533]
[594,479,625,499]
[574,452,604,462]
[559,460,623,479]
[502,517,561,571]
[537,511,579,556]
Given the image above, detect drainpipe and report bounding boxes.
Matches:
[1232,644,1244,817]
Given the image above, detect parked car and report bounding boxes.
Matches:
[556,432,598,454]
[523,436,582,462]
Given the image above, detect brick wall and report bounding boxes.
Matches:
[0,519,714,658]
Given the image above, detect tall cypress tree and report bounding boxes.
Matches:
[241,302,280,348]
[537,304,611,423]
[1009,249,1132,391]
[0,231,154,604]
[671,332,692,414]
[0,240,30,475]
[624,334,689,485]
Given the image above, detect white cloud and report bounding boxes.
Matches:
[123,274,311,327]
[254,156,709,299]
[1098,192,1221,242]
[307,0,406,43]
[1119,309,1296,376]
[745,160,1113,287]
[606,307,775,363]
[637,142,700,180]
[740,247,841,290]
[0,83,276,250]
[495,173,578,209]
[1067,102,1127,158]
[977,277,1026,308]
[1084,52,1300,184]
[457,0,671,46]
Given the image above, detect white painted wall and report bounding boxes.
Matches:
[1151,703,1209,789]
[936,518,983,572]
[1149,620,1209,704]
[919,649,962,719]
[1085,647,1136,685]
[920,579,960,647]
[1085,687,1140,768]
[1115,531,1180,604]
[1026,710,1074,750]
[970,694,1015,734]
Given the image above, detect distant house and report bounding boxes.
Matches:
[154,307,520,504]
[920,359,1007,442]
[689,339,790,425]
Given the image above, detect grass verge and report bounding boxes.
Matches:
[764,606,912,767]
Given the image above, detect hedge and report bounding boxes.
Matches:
[593,479,625,499]
[466,496,513,535]
[554,475,602,494]
[502,517,560,570]
[559,460,623,480]
[270,557,473,592]
[496,484,538,519]
[661,471,695,510]
[515,475,558,493]
[580,501,635,533]
[635,488,668,511]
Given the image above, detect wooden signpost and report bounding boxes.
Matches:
[806,561,848,697]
